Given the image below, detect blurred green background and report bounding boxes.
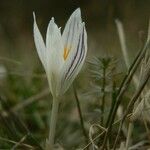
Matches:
[0,0,150,59]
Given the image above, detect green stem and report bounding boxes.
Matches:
[73,85,89,147]
[98,68,106,146]
[46,96,59,150]
[101,68,106,125]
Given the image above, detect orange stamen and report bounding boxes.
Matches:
[63,47,70,60]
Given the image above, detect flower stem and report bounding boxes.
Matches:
[46,96,59,150]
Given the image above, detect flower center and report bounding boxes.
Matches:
[63,47,70,60]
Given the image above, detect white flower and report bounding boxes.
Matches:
[33,8,87,97]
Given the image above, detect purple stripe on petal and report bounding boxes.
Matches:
[64,26,84,80]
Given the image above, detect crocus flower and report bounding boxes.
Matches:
[33,8,87,149]
[33,8,87,98]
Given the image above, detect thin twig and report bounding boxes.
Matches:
[73,85,89,147]
[113,67,150,149]
[11,134,28,150]
[115,19,139,150]
[82,114,132,150]
[89,124,107,149]
[101,41,149,149]
[83,131,105,150]
[0,136,33,149]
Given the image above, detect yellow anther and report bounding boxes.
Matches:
[63,47,70,60]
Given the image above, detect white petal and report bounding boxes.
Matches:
[46,18,64,96]
[60,24,87,94]
[33,12,46,69]
[66,24,87,79]
[62,8,82,54]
